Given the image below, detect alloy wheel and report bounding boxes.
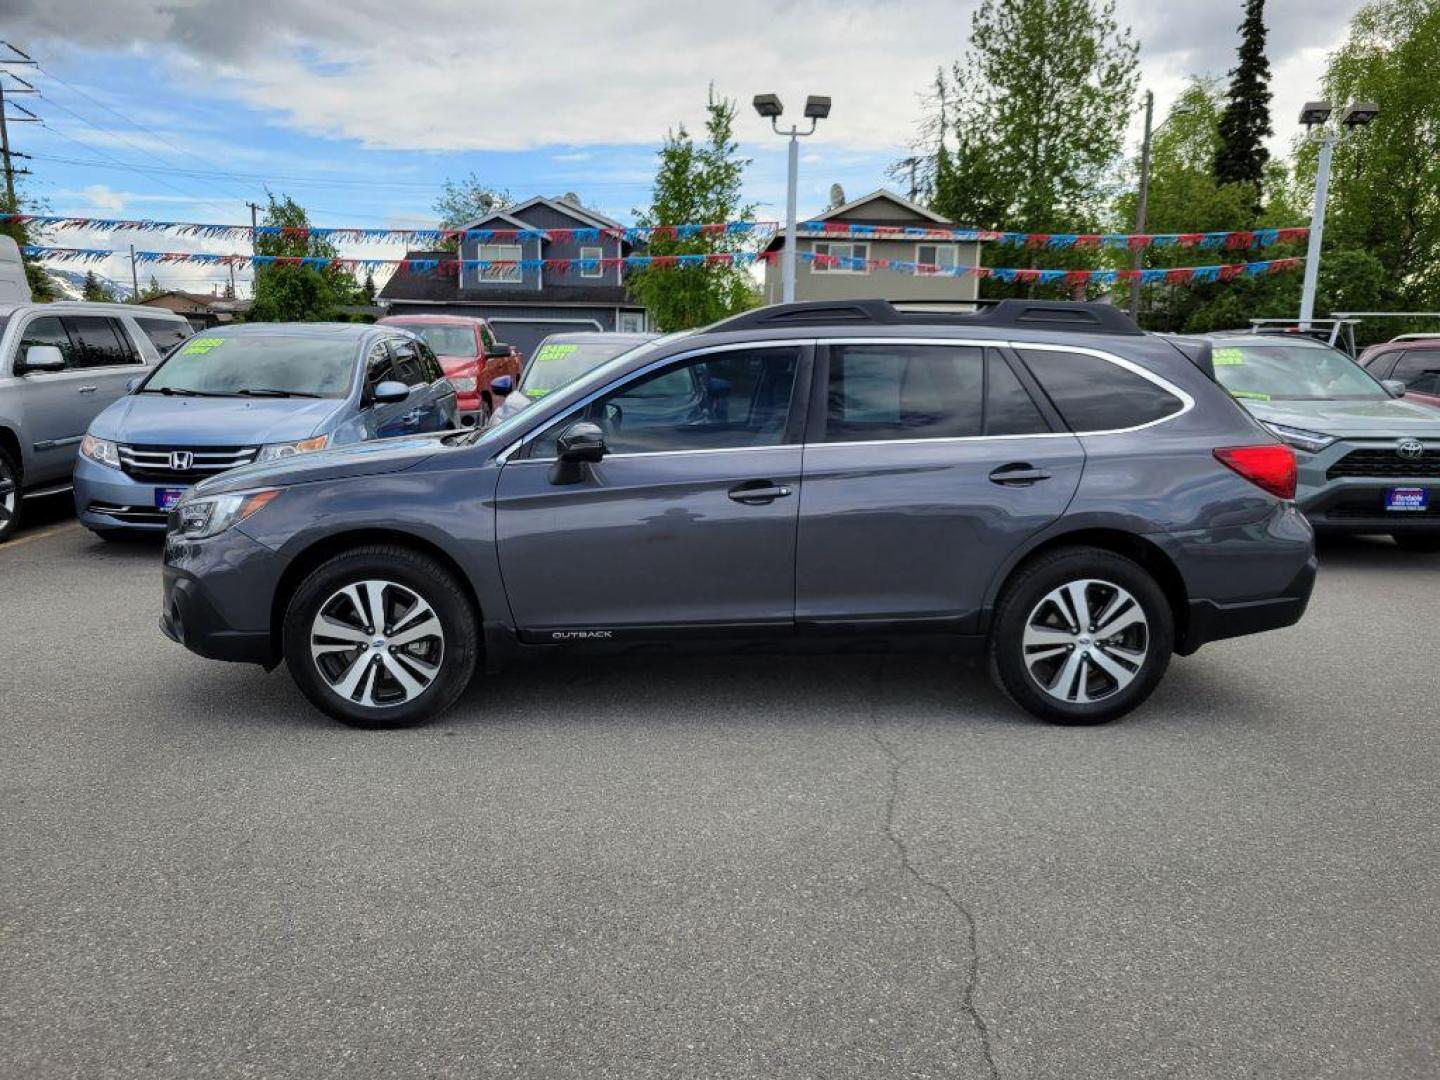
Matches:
[0,460,16,534]
[1022,578,1150,704]
[309,579,445,708]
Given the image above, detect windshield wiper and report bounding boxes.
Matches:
[235,388,322,398]
[140,386,232,397]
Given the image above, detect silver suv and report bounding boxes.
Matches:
[0,300,192,541]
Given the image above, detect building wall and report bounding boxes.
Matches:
[763,236,982,304]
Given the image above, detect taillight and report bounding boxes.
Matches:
[1213,444,1297,500]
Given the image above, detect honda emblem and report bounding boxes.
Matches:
[170,450,195,471]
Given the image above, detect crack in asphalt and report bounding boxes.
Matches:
[867,660,1000,1080]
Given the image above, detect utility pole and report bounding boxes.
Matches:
[129,243,140,300]
[0,50,39,211]
[1128,90,1154,319]
[247,200,262,298]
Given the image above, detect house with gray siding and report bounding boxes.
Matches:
[762,189,983,306]
[380,196,649,358]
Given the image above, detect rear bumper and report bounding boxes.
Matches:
[1181,556,1317,653]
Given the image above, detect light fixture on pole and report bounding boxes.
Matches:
[754,93,831,304]
[1298,99,1379,328]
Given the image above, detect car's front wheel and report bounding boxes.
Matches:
[0,446,21,544]
[989,547,1173,725]
[283,545,479,728]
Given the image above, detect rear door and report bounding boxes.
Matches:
[794,340,1085,633]
[66,315,148,408]
[495,344,809,638]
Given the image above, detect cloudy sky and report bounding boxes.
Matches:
[1,0,1363,295]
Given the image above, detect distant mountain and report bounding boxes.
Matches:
[41,268,131,302]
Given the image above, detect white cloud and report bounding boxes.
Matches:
[10,0,1364,157]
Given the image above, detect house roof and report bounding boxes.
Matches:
[456,208,538,233]
[762,188,978,253]
[507,195,623,230]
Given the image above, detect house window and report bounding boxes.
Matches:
[477,243,523,283]
[812,241,869,274]
[618,311,645,333]
[579,245,603,278]
[915,243,960,274]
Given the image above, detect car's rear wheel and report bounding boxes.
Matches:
[989,547,1173,725]
[283,545,478,728]
[1391,533,1440,553]
[0,446,21,544]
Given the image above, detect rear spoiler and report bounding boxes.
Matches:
[1165,336,1215,381]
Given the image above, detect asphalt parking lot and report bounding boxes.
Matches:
[2,498,1438,1080]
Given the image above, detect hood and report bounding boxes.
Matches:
[1241,396,1440,438]
[91,393,346,445]
[195,431,454,495]
[438,356,480,376]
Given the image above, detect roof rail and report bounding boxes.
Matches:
[707,298,1144,336]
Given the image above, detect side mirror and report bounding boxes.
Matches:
[550,420,606,485]
[1381,379,1407,398]
[21,344,65,374]
[485,343,513,360]
[372,379,411,404]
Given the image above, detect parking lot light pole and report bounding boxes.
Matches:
[753,94,831,304]
[1298,100,1379,328]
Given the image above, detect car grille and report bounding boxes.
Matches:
[117,444,259,484]
[86,502,169,525]
[1327,447,1440,481]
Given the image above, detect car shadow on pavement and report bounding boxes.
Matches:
[1315,532,1440,571]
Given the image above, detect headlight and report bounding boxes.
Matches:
[256,435,329,462]
[174,489,282,539]
[1261,422,1336,454]
[449,377,477,392]
[80,434,122,469]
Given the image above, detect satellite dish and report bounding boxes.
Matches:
[829,183,846,209]
[561,192,582,205]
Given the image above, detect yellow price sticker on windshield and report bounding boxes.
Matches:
[535,344,577,362]
[181,337,226,355]
[1230,389,1271,401]
[1213,347,1245,366]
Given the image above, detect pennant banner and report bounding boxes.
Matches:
[2,213,772,246]
[24,245,1303,287]
[801,220,1309,250]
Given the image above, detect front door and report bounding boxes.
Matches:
[495,344,809,639]
[795,341,1085,633]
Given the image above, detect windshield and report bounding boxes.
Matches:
[520,340,646,399]
[384,323,477,357]
[1211,342,1388,402]
[142,334,358,398]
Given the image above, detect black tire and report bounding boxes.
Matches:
[988,546,1174,726]
[282,544,479,728]
[0,445,21,544]
[1392,533,1440,553]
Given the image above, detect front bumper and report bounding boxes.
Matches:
[1295,438,1440,534]
[161,524,287,667]
[74,455,180,532]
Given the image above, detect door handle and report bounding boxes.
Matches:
[989,462,1052,486]
[728,480,793,505]
[77,385,98,394]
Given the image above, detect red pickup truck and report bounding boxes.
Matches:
[1359,337,1440,408]
[377,314,522,426]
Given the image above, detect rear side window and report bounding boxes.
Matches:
[64,316,142,368]
[415,340,445,382]
[135,317,191,353]
[1019,348,1183,432]
[825,344,984,442]
[986,352,1051,435]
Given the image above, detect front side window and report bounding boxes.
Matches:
[824,344,984,442]
[812,241,869,274]
[135,317,192,354]
[142,333,359,398]
[1392,350,1440,396]
[1020,348,1185,431]
[1207,341,1387,403]
[530,347,800,457]
[579,246,603,278]
[64,317,141,368]
[18,316,74,371]
[476,243,522,283]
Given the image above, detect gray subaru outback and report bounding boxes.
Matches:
[160,300,1316,728]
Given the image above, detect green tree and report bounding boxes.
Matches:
[361,269,376,305]
[0,180,57,302]
[434,174,513,230]
[626,87,759,331]
[1301,0,1440,340]
[81,270,117,302]
[249,193,360,322]
[139,274,166,301]
[1213,0,1274,213]
[923,0,1139,235]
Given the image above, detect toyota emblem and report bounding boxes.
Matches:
[170,450,195,471]
[1397,439,1425,461]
